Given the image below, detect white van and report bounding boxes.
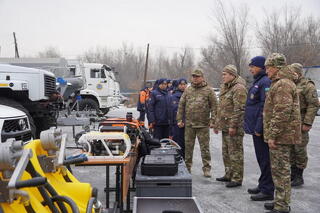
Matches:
[0,105,32,143]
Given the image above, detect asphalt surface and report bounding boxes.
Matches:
[64,106,320,213]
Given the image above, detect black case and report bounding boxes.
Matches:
[150,148,181,162]
[141,155,178,176]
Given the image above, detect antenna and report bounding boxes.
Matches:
[13,32,20,58]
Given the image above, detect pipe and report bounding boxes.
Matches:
[52,195,79,213]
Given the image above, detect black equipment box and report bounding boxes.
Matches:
[141,155,178,176]
[150,148,181,162]
[136,160,192,197]
[100,126,125,132]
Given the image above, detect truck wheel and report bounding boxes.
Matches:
[78,98,100,114]
[0,97,37,139]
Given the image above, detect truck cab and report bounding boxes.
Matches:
[67,60,120,114]
[0,64,58,138]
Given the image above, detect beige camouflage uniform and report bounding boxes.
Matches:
[263,54,301,212]
[289,63,320,170]
[216,65,247,183]
[176,69,218,173]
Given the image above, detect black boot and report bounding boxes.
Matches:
[266,210,290,213]
[264,202,274,210]
[290,165,297,181]
[216,176,231,182]
[265,203,291,213]
[247,187,260,194]
[226,181,242,188]
[291,167,304,187]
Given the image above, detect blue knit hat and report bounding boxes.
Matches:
[249,56,266,69]
[177,78,187,85]
[157,78,167,85]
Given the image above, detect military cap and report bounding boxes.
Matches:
[265,53,287,68]
[290,63,304,75]
[223,64,238,77]
[191,69,204,77]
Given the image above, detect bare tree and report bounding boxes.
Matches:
[166,47,195,79]
[80,44,196,91]
[80,44,146,91]
[38,46,61,58]
[209,0,249,76]
[199,44,228,87]
[257,6,320,66]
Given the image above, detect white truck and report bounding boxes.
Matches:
[0,64,59,138]
[67,60,121,114]
[0,58,121,115]
[0,104,32,143]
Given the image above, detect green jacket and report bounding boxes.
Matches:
[263,67,301,144]
[176,81,218,128]
[216,77,247,134]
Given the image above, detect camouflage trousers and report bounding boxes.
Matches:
[184,127,211,173]
[221,132,244,183]
[270,144,294,212]
[291,131,309,169]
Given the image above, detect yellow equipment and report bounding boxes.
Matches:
[0,128,102,213]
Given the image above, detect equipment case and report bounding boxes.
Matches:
[141,155,178,176]
[136,161,192,197]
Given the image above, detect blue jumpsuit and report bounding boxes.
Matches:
[148,88,170,140]
[244,70,274,196]
[169,89,185,158]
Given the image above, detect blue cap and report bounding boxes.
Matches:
[158,78,167,85]
[249,56,266,69]
[177,78,187,85]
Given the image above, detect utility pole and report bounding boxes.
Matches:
[143,43,150,87]
[13,32,20,58]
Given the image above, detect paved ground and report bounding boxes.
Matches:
[65,106,320,213]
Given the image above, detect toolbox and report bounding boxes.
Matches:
[141,155,178,176]
[150,148,181,162]
[136,160,192,197]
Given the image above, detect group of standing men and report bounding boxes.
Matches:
[137,53,319,213]
[137,77,188,157]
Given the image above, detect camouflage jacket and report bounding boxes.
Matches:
[176,81,218,128]
[263,67,301,144]
[296,77,320,125]
[216,77,247,134]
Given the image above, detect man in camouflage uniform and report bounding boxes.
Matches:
[214,65,247,188]
[176,69,218,177]
[263,53,301,213]
[289,63,320,187]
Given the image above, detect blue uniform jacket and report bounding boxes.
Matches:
[169,89,184,125]
[168,89,184,136]
[244,70,271,135]
[148,88,170,125]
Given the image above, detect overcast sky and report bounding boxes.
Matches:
[0,0,319,58]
